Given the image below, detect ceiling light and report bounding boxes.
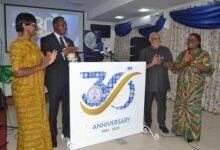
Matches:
[115,16,124,19]
[138,8,150,12]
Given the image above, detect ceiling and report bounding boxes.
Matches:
[0,0,195,23]
[68,0,195,22]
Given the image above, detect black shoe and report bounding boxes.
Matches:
[159,126,169,134]
[63,133,70,138]
[187,139,193,143]
[52,141,57,148]
[52,140,57,148]
[62,130,70,138]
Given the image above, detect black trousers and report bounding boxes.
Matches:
[47,84,70,143]
[144,91,167,127]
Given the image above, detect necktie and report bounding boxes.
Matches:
[60,36,66,60]
[59,36,65,49]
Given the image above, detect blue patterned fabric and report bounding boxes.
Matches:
[170,3,220,29]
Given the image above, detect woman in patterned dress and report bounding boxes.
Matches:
[9,13,57,149]
[165,33,214,142]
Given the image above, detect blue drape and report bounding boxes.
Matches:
[115,21,132,37]
[170,3,220,29]
[138,15,166,37]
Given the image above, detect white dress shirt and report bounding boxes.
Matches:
[54,32,67,60]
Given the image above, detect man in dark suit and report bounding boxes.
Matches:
[40,16,77,147]
[139,32,173,134]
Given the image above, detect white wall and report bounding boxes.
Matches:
[0,4,10,66]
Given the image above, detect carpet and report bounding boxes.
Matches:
[0,101,7,150]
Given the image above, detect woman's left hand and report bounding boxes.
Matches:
[191,61,207,72]
[183,50,194,64]
[48,50,57,64]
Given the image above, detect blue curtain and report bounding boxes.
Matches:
[138,15,166,37]
[115,22,132,37]
[170,3,220,29]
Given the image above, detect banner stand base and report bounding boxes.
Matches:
[143,125,160,141]
[67,126,160,150]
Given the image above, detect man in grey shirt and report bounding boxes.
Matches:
[139,32,173,133]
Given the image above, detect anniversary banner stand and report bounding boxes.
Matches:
[67,62,159,149]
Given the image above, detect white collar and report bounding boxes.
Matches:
[54,32,64,40]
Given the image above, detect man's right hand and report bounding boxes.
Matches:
[147,55,162,69]
[63,46,78,56]
[152,54,162,66]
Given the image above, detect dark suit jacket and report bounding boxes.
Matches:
[40,33,74,88]
[139,45,173,92]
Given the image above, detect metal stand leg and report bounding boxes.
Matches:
[143,125,160,141]
[67,140,75,150]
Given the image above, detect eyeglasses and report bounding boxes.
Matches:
[151,37,160,40]
[25,22,37,28]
